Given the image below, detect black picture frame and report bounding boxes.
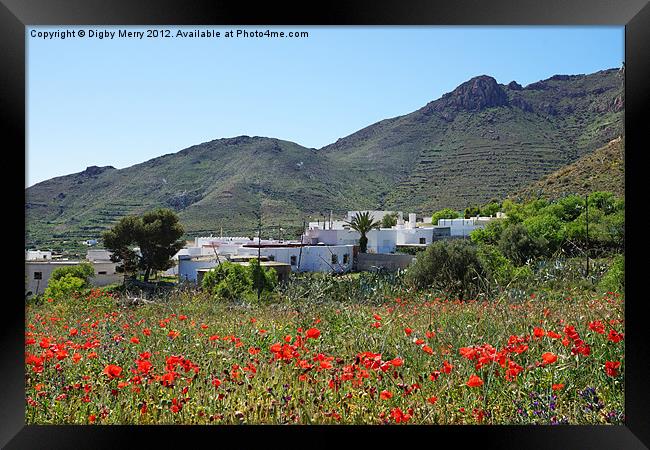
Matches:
[4,0,649,448]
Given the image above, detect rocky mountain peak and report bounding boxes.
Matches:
[432,75,509,113]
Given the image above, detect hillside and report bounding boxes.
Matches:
[322,69,624,211]
[26,68,624,249]
[511,136,624,201]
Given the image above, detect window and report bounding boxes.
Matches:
[98,271,107,275]
[419,237,427,244]
[290,255,297,266]
[34,272,42,280]
[268,255,275,261]
[343,254,349,264]
[331,254,338,264]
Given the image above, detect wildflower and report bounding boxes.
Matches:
[130,337,140,344]
[390,407,412,423]
[103,364,123,379]
[466,374,484,388]
[306,328,321,339]
[541,352,558,365]
[552,384,565,391]
[380,390,393,400]
[441,360,453,374]
[608,330,624,343]
[588,321,605,334]
[404,328,413,336]
[605,361,621,377]
[533,327,545,338]
[427,396,438,404]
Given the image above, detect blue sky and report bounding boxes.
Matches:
[26,26,623,187]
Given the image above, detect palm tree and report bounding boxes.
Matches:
[346,211,380,253]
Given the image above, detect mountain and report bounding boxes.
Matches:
[26,68,624,249]
[511,136,624,201]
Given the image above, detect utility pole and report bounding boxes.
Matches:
[585,193,589,278]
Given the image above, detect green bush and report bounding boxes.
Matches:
[50,262,95,286]
[477,244,532,288]
[44,273,87,300]
[498,223,548,265]
[598,254,624,294]
[406,239,487,300]
[201,261,277,302]
[431,208,460,225]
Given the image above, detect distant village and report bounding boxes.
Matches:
[25,210,504,296]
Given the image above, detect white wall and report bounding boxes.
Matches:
[178,257,219,282]
[25,260,121,296]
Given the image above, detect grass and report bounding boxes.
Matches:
[25,283,624,425]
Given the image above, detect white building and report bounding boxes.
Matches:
[176,237,354,282]
[25,250,52,261]
[437,217,495,237]
[25,250,121,296]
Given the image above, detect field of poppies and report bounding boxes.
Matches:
[24,285,624,425]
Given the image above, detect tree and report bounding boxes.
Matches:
[480,201,501,217]
[102,215,141,278]
[431,208,459,225]
[406,240,487,300]
[381,212,398,228]
[138,209,185,282]
[498,223,547,265]
[464,206,482,219]
[102,208,185,283]
[345,211,380,253]
[201,260,277,302]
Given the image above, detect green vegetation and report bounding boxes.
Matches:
[201,260,277,303]
[406,240,487,300]
[430,208,460,225]
[103,209,185,283]
[380,212,398,228]
[345,211,381,253]
[43,262,95,300]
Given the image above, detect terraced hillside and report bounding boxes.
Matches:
[323,69,624,211]
[26,68,624,249]
[512,137,624,201]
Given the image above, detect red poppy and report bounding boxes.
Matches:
[390,407,411,423]
[552,383,565,391]
[588,321,605,334]
[390,357,403,367]
[605,361,621,377]
[442,360,453,374]
[426,330,436,339]
[608,330,624,343]
[306,328,321,339]
[404,328,413,336]
[422,345,433,355]
[466,374,484,387]
[380,390,393,400]
[541,352,558,365]
[427,396,438,404]
[130,337,140,344]
[103,364,123,379]
[69,328,78,336]
[212,378,221,388]
[533,327,545,338]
